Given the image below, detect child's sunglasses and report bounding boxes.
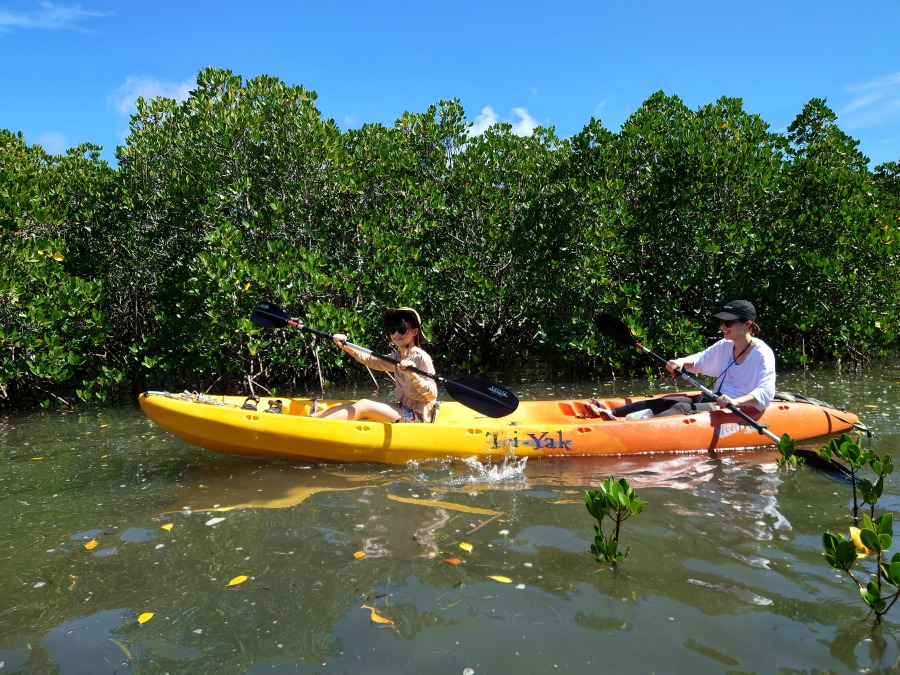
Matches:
[386,324,410,336]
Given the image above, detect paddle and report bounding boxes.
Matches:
[595,312,781,444]
[250,302,519,418]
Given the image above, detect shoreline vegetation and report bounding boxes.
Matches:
[2,67,898,410]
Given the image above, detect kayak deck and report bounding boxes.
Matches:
[139,390,861,464]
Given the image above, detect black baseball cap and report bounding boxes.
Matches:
[713,300,756,322]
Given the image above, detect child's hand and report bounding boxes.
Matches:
[333,333,347,346]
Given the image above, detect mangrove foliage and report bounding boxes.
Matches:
[2,67,899,407]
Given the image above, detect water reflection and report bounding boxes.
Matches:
[160,451,786,516]
[163,459,396,513]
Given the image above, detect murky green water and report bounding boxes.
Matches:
[2,364,900,673]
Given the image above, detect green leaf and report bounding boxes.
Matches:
[861,528,882,554]
[887,561,900,586]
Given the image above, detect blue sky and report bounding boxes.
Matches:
[2,1,899,168]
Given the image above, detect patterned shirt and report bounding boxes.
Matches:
[344,344,438,421]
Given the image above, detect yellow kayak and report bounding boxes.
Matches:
[139,390,860,464]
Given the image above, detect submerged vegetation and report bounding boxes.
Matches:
[2,66,899,408]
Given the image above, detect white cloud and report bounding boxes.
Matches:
[470,106,539,137]
[0,1,107,33]
[470,106,500,135]
[840,72,900,130]
[510,107,538,136]
[108,75,195,116]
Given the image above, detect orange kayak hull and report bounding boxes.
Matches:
[139,390,860,464]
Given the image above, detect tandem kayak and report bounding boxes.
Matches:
[139,390,861,464]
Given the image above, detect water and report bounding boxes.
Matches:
[2,364,900,673]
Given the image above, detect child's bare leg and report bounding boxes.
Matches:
[311,399,401,423]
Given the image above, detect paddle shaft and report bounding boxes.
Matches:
[632,339,781,444]
[286,318,447,384]
[285,318,521,412]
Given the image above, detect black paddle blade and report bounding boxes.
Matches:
[250,302,292,328]
[595,312,640,348]
[444,376,519,418]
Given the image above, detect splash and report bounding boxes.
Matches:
[404,455,528,487]
[458,455,528,485]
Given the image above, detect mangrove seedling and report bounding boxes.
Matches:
[584,477,644,563]
[776,433,805,469]
[817,434,898,624]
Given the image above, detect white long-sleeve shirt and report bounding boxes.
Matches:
[688,338,776,410]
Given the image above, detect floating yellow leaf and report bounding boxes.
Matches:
[227,575,249,587]
[459,542,473,552]
[850,527,872,556]
[354,551,366,559]
[161,523,173,532]
[99,423,109,428]
[489,575,512,583]
[361,604,394,625]
[31,457,44,461]
[138,612,154,625]
[84,538,98,550]
[442,558,463,565]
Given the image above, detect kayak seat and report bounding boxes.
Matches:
[557,401,576,417]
